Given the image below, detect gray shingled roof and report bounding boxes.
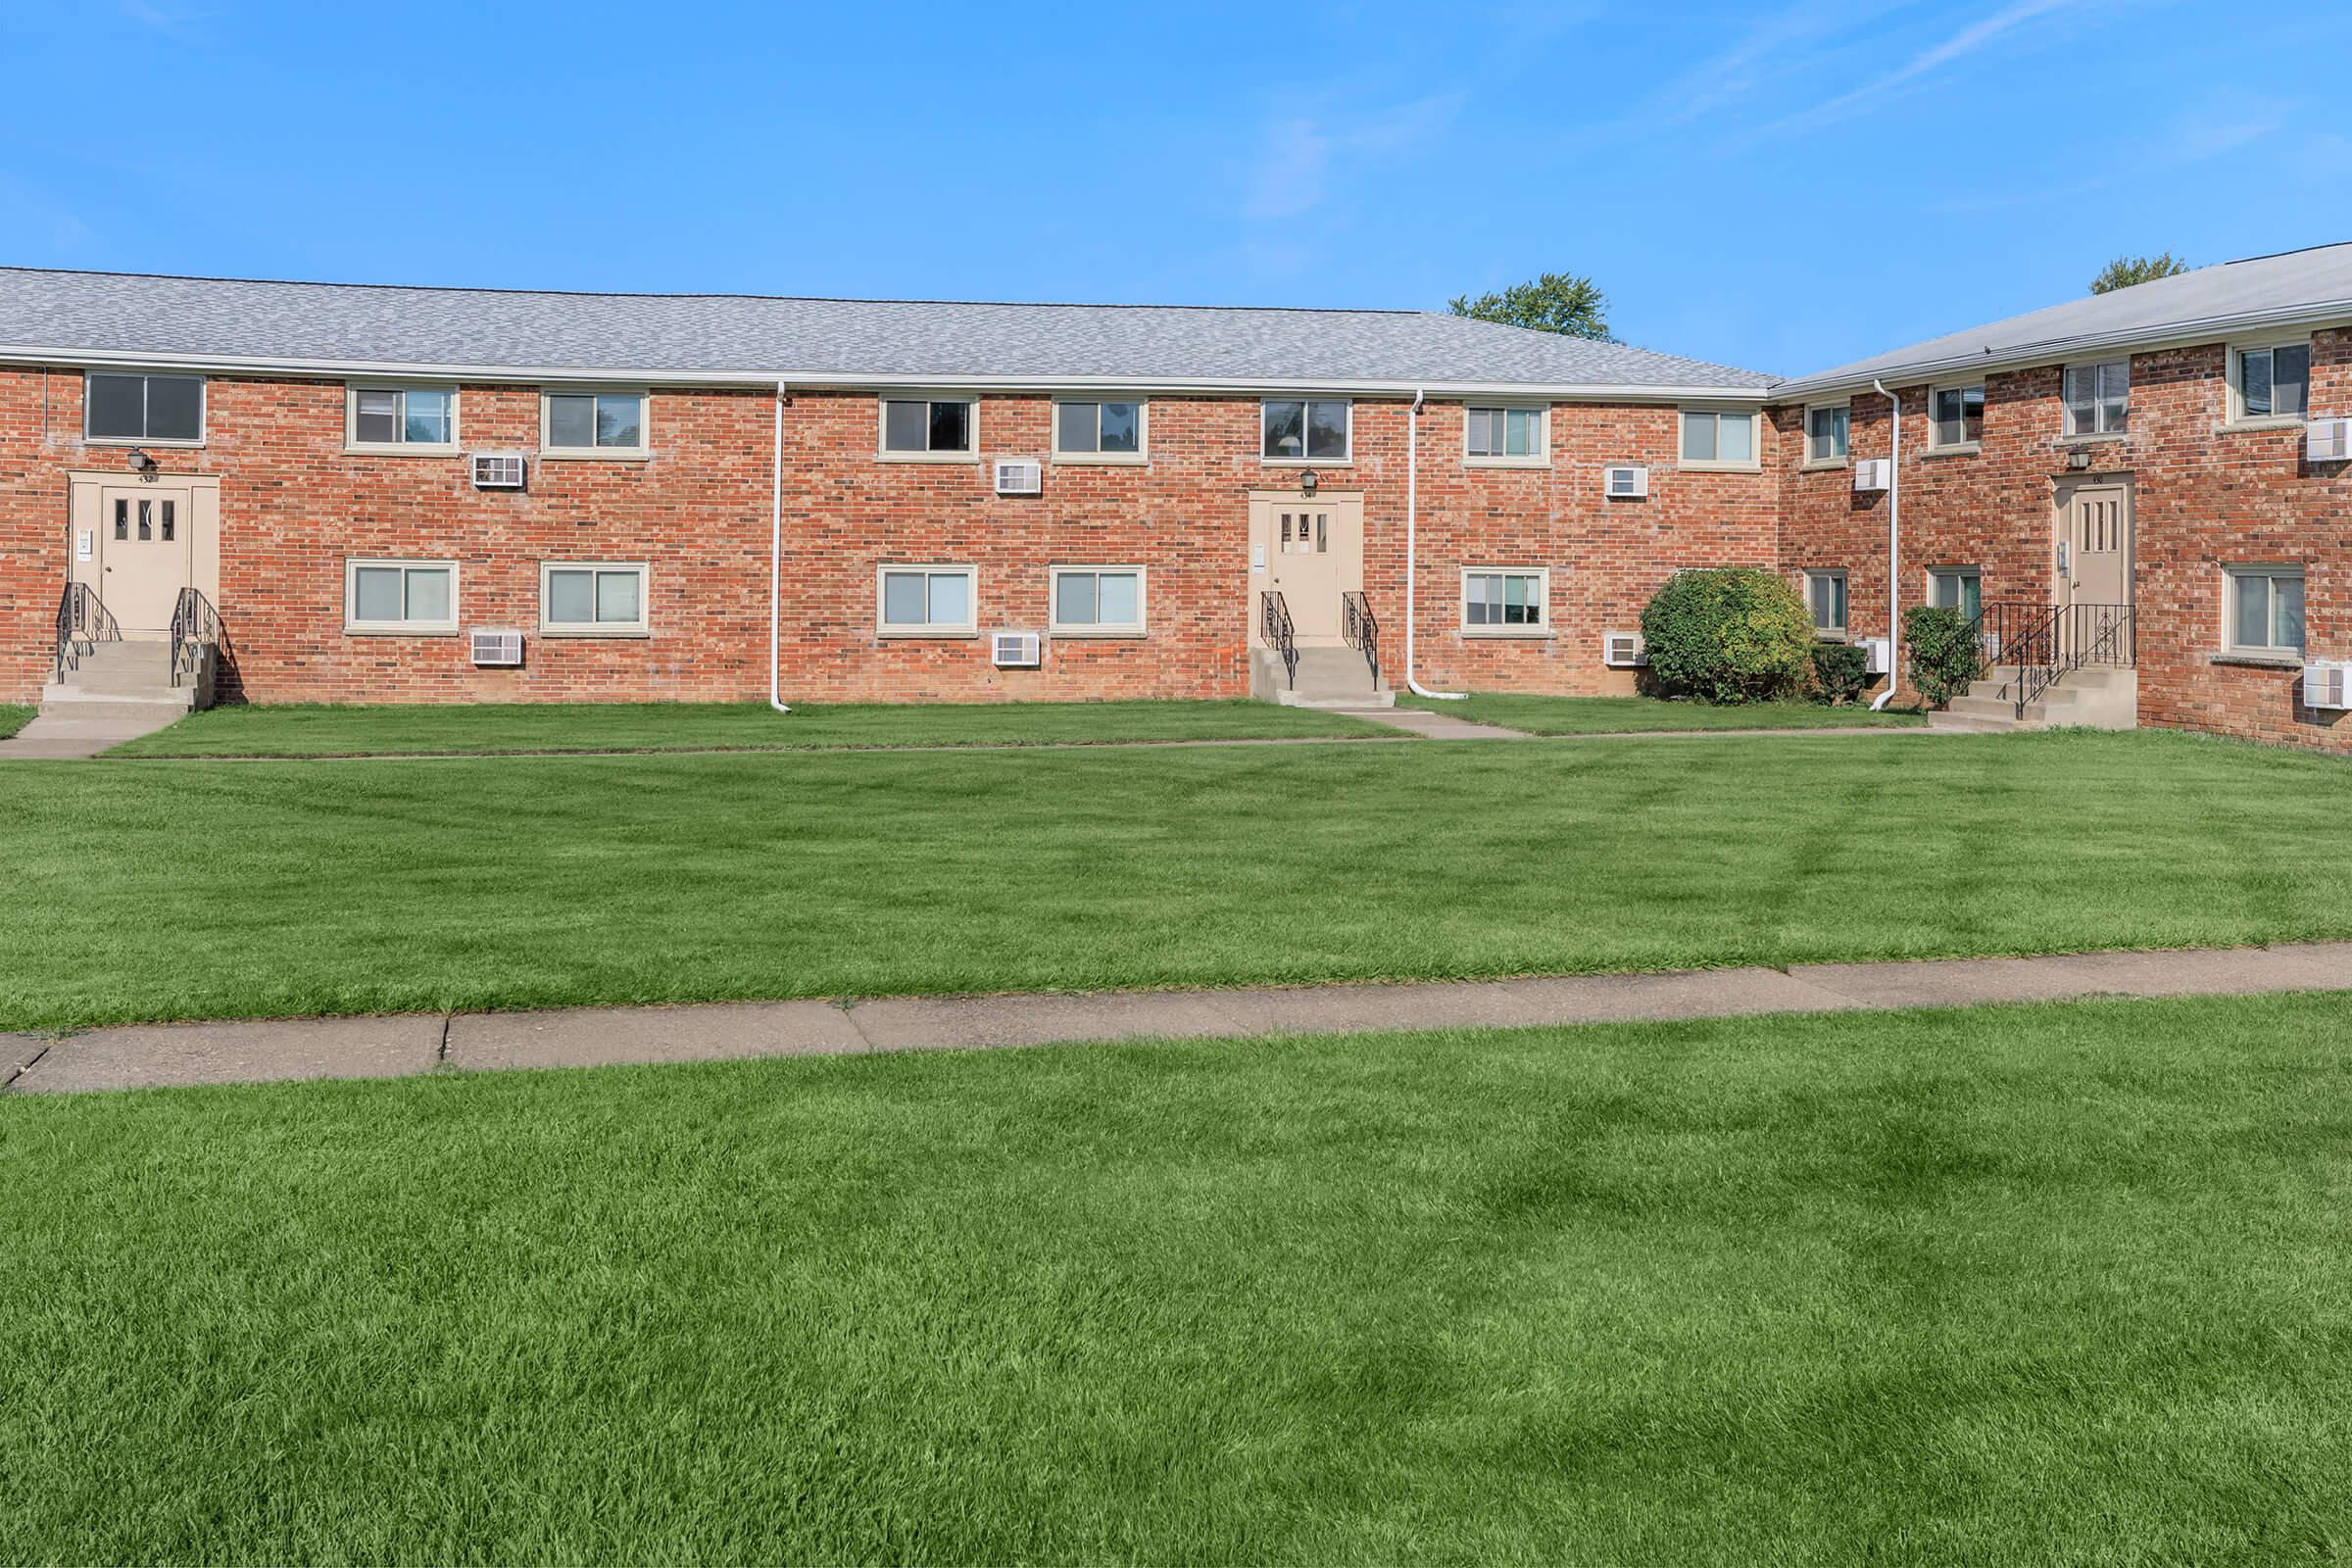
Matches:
[1779,241,2352,397]
[0,267,1776,393]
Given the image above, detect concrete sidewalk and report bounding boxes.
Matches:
[7,942,2349,1096]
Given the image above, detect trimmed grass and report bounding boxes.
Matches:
[107,698,1399,757]
[0,703,32,740]
[4,730,2352,1031]
[1397,690,1923,732]
[7,995,2352,1562]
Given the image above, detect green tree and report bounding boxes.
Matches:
[2090,252,2189,294]
[1448,271,1611,340]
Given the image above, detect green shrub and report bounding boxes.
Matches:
[1906,606,1984,708]
[1640,569,1816,705]
[1809,641,1872,706]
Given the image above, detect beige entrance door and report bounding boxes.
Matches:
[1249,493,1363,644]
[75,482,195,633]
[2057,481,2132,607]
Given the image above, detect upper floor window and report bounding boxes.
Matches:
[1680,408,1757,468]
[1804,404,1849,465]
[1464,406,1546,464]
[2063,360,2129,437]
[1053,400,1144,462]
[1804,569,1848,638]
[1262,399,1349,462]
[348,386,456,451]
[2230,341,2310,424]
[2227,564,2304,657]
[880,397,975,459]
[85,371,203,444]
[543,390,647,457]
[1932,385,1984,450]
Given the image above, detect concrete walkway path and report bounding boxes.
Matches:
[0,707,186,760]
[8,942,2349,1096]
[1330,704,1534,740]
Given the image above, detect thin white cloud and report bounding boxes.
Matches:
[1764,0,2079,133]
[0,173,94,251]
[1240,94,1465,222]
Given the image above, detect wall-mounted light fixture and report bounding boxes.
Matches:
[1299,468,1319,496]
[126,447,159,474]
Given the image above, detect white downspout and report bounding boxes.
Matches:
[1401,387,1463,700]
[768,382,792,714]
[1868,377,1900,710]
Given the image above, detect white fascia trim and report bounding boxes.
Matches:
[0,342,1773,403]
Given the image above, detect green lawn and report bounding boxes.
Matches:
[1398,691,1923,732]
[7,995,2350,1563]
[0,704,32,740]
[4,730,2351,1031]
[108,699,1397,757]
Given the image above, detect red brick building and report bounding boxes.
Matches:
[5,247,2349,747]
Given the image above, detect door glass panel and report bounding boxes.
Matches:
[114,499,128,540]
[160,500,174,542]
[548,569,595,624]
[595,570,640,624]
[137,501,152,540]
[404,567,451,624]
[1315,514,1328,553]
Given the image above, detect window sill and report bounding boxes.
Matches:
[875,450,978,465]
[1799,457,1850,472]
[345,443,462,458]
[1923,443,1982,459]
[538,627,652,639]
[2219,416,2306,434]
[877,628,980,639]
[1048,628,1148,639]
[344,625,460,637]
[1461,628,1553,640]
[2056,431,2129,448]
[84,435,204,449]
[2210,651,2302,668]
[1260,457,1353,468]
[1465,457,1550,470]
[1678,461,1763,474]
[1813,631,1850,644]
[1050,452,1148,466]
[539,448,650,463]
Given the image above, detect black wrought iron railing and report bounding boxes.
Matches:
[169,586,220,690]
[1342,590,1379,687]
[1261,589,1298,690]
[54,581,120,682]
[1969,600,2133,719]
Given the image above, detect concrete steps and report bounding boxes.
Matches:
[1250,644,1392,709]
[1,636,204,757]
[1927,664,2136,734]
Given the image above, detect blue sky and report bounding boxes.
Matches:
[1,1,2338,376]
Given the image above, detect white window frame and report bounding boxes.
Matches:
[538,561,651,638]
[1048,564,1148,637]
[1259,398,1352,466]
[1802,402,1849,468]
[343,558,459,635]
[1459,565,1550,638]
[1804,568,1849,640]
[1462,404,1549,468]
[1927,566,1983,618]
[82,369,206,447]
[1928,383,1985,454]
[876,564,978,637]
[2226,337,2313,430]
[877,395,979,462]
[1678,407,1761,471]
[1049,398,1149,466]
[2223,564,2305,659]
[2062,359,2131,440]
[539,387,650,460]
[345,382,461,456]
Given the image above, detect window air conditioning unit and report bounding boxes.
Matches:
[471,452,527,489]
[469,628,524,667]
[2308,417,2351,463]
[1857,636,1892,675]
[2303,662,2352,710]
[1853,458,1890,492]
[1603,464,1649,499]
[994,458,1043,496]
[1602,631,1647,667]
[992,630,1042,668]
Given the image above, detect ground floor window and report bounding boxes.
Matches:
[1805,570,1848,638]
[878,565,976,635]
[1928,567,1982,620]
[541,563,649,635]
[2227,565,2304,656]
[1050,566,1145,635]
[345,559,457,633]
[1463,567,1547,633]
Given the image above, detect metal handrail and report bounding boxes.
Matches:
[54,581,120,682]
[1342,590,1379,687]
[169,586,220,690]
[1973,600,2133,719]
[1261,590,1298,690]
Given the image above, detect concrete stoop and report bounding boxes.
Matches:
[1250,644,1393,709]
[2,638,203,759]
[1928,664,2137,733]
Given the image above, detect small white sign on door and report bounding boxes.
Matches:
[76,529,93,561]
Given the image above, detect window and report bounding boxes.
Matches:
[1805,570,1848,637]
[877,565,976,635]
[1050,566,1146,635]
[1261,399,1349,462]
[1805,404,1849,465]
[540,563,649,636]
[1465,406,1546,464]
[1462,567,1548,634]
[2063,360,2130,437]
[542,390,647,456]
[1928,567,1982,620]
[1932,385,1984,450]
[84,371,204,443]
[880,397,975,458]
[2227,565,2305,656]
[2230,341,2311,424]
[344,559,458,633]
[110,496,177,542]
[1680,408,1758,467]
[1053,400,1145,461]
[348,386,456,451]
